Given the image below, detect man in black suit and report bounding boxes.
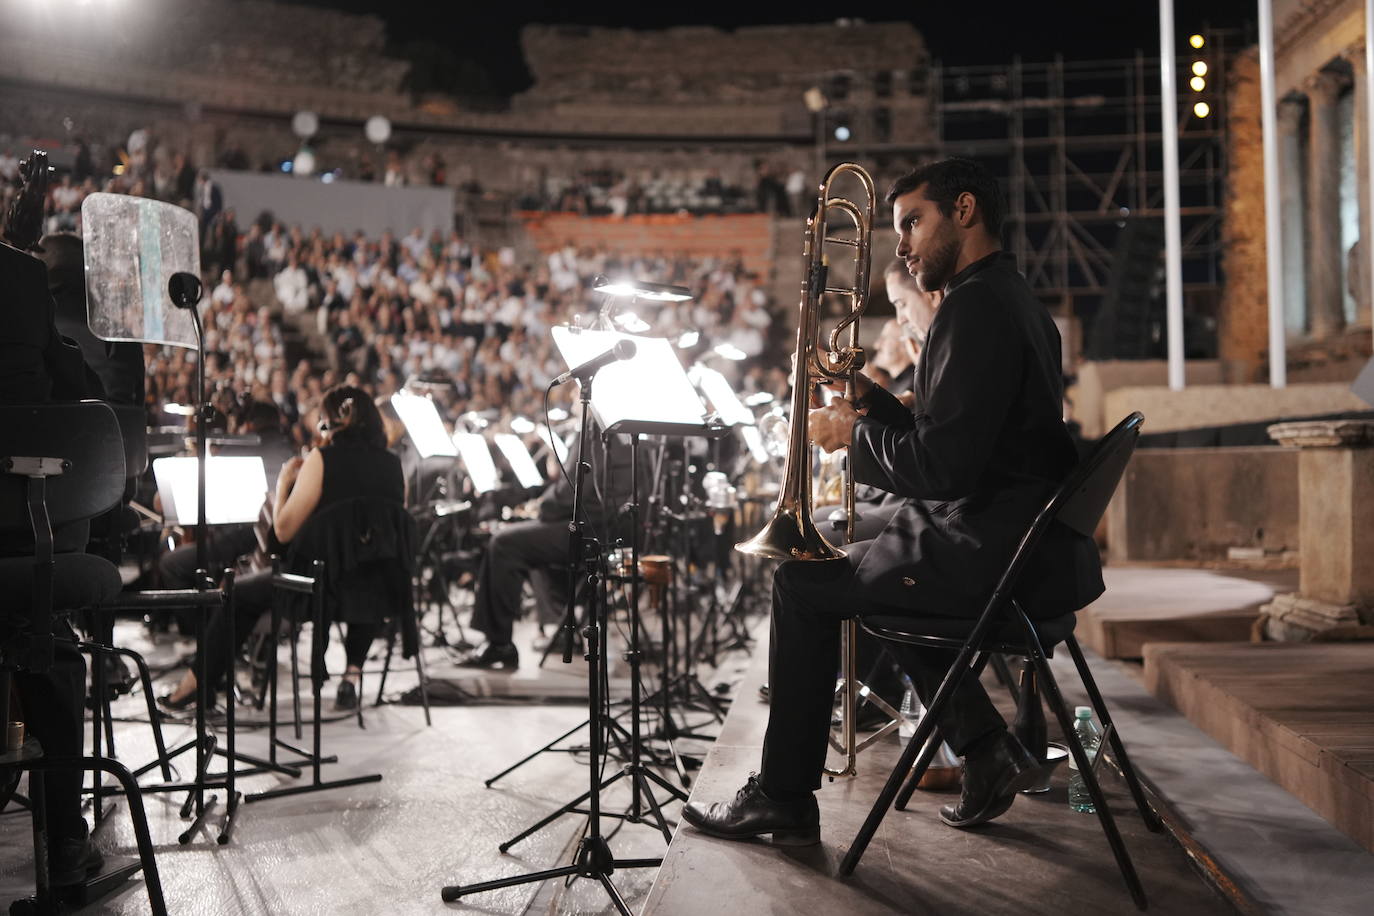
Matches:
[683,158,1104,844]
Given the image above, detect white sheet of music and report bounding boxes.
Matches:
[391,391,459,458]
[494,434,545,488]
[153,456,267,525]
[453,432,500,493]
[551,327,707,429]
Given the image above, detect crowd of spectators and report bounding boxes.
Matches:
[3,136,793,451]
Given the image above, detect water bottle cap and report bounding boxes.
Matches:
[1075,706,1093,719]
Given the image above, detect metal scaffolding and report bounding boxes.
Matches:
[930,36,1243,350]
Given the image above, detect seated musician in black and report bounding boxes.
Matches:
[683,158,1104,843]
[460,428,632,669]
[159,386,405,711]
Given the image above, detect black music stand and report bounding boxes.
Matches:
[441,350,664,914]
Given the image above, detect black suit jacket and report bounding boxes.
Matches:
[848,252,1103,618]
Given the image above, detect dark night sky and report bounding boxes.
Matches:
[290,1,1260,96]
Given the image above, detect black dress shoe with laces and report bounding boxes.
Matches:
[50,832,105,887]
[681,774,820,845]
[334,678,358,711]
[456,643,519,670]
[939,730,1040,828]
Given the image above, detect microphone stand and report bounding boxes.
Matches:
[441,370,661,914]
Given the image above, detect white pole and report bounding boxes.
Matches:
[1366,0,1374,350]
[1259,0,1287,388]
[1160,0,1186,390]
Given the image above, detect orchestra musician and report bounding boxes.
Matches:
[159,386,405,711]
[683,158,1104,844]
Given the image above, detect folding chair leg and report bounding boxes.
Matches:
[839,641,982,877]
[1027,644,1147,910]
[893,650,988,811]
[1064,635,1163,832]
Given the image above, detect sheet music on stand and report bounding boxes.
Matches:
[535,426,570,464]
[453,432,500,494]
[153,456,267,525]
[551,327,727,440]
[494,434,545,488]
[391,391,459,458]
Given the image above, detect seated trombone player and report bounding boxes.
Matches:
[683,158,1104,844]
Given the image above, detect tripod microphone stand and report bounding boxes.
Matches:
[442,354,662,914]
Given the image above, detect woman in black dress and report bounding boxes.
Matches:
[160,386,405,710]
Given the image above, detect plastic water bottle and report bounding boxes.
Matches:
[1067,706,1102,813]
[898,674,919,744]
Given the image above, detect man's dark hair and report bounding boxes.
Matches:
[240,399,284,434]
[885,158,1005,239]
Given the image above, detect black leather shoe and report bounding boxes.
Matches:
[156,690,196,712]
[50,834,105,887]
[939,730,1040,828]
[681,774,820,845]
[334,679,358,711]
[457,643,519,670]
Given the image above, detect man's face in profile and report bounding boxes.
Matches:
[893,185,959,293]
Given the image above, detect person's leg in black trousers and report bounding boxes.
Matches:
[158,570,273,708]
[462,519,567,669]
[13,625,105,883]
[684,539,1038,840]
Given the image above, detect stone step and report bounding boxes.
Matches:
[1077,566,1296,659]
[1144,640,1374,856]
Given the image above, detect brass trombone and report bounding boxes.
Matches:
[736,162,900,777]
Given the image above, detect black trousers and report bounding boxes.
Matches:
[469,520,568,646]
[759,540,1006,795]
[12,627,87,848]
[196,571,380,689]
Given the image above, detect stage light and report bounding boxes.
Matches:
[677,330,700,349]
[1190,34,1205,49]
[510,416,535,434]
[712,343,748,361]
[293,148,316,177]
[744,391,776,407]
[1194,101,1211,118]
[593,278,692,302]
[280,160,293,173]
[1192,61,1208,77]
[1190,76,1206,92]
[834,125,851,142]
[321,172,336,184]
[547,407,569,422]
[163,402,194,416]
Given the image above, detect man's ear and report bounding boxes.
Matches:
[954,191,978,228]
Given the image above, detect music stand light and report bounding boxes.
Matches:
[390,391,458,458]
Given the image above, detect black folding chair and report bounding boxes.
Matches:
[0,401,166,915]
[838,412,1161,910]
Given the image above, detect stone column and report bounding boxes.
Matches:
[1304,70,1349,340]
[1345,44,1372,326]
[1259,420,1374,641]
[1278,98,1308,334]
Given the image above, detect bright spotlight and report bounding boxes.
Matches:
[834,125,851,142]
[1189,34,1205,49]
[1194,101,1211,118]
[1190,76,1206,92]
[1192,61,1208,77]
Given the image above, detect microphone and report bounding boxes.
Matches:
[168,272,203,309]
[552,339,636,386]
